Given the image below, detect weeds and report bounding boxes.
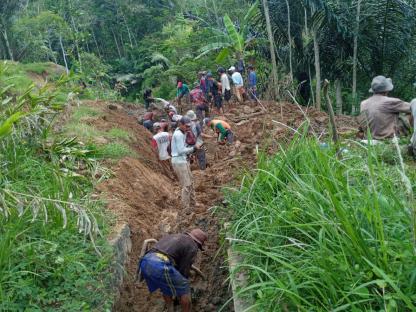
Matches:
[0,62,114,310]
[224,133,416,311]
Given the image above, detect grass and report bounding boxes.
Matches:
[107,128,131,141]
[224,133,416,311]
[95,142,134,159]
[0,65,116,311]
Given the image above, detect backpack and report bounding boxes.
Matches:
[185,130,196,146]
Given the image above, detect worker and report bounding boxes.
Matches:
[360,76,412,140]
[171,116,200,212]
[207,73,223,115]
[151,122,172,174]
[142,111,155,131]
[190,84,209,123]
[143,88,155,110]
[168,111,182,131]
[218,67,231,104]
[186,110,206,170]
[229,66,244,103]
[203,118,234,144]
[161,100,178,115]
[177,80,190,113]
[139,228,208,312]
[247,65,257,101]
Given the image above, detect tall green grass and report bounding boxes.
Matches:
[225,134,416,311]
[0,62,115,310]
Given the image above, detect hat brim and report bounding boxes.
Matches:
[369,78,394,93]
[188,233,205,250]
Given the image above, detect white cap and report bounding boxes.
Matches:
[229,66,236,71]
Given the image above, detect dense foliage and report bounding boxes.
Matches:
[225,134,416,311]
[0,62,115,310]
[3,0,415,110]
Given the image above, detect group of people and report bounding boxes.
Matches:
[137,66,250,312]
[138,70,416,312]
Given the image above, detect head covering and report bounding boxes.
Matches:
[186,110,197,121]
[187,228,208,250]
[229,66,236,72]
[153,122,161,130]
[217,67,225,74]
[207,71,213,78]
[179,116,192,126]
[369,76,394,93]
[203,117,211,126]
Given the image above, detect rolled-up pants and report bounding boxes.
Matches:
[172,162,195,211]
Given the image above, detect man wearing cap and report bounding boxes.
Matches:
[139,228,208,312]
[229,66,244,103]
[204,118,234,145]
[360,76,412,139]
[171,116,200,212]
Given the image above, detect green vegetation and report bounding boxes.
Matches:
[0,63,114,310]
[224,134,416,311]
[95,142,134,159]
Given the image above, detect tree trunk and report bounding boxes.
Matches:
[70,15,82,72]
[352,0,362,114]
[285,0,293,83]
[2,29,14,61]
[335,79,343,115]
[312,30,321,111]
[262,0,279,102]
[111,28,122,59]
[59,35,69,75]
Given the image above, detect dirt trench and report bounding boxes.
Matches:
[86,100,358,311]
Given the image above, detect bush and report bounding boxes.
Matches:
[225,134,416,311]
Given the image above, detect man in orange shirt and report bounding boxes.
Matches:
[203,118,233,144]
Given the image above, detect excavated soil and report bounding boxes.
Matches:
[82,100,357,311]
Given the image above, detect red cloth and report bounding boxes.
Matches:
[143,112,153,121]
[190,88,205,105]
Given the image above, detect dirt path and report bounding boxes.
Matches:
[85,100,357,311]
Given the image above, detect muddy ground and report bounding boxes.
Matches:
[82,99,357,311]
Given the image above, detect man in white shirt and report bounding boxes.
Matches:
[218,67,231,104]
[171,116,200,212]
[229,66,244,103]
[151,123,172,176]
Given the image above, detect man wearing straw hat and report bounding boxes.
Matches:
[360,75,412,140]
[139,228,208,312]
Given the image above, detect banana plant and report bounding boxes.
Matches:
[195,0,260,62]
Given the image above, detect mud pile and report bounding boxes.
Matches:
[85,99,357,311]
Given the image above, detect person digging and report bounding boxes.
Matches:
[139,228,208,312]
[171,116,201,213]
[203,118,234,145]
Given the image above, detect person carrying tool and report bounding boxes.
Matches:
[186,110,206,170]
[139,228,208,312]
[229,66,244,103]
[177,80,190,113]
[359,76,412,140]
[203,118,234,144]
[171,116,200,212]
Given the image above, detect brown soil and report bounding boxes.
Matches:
[82,100,358,311]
